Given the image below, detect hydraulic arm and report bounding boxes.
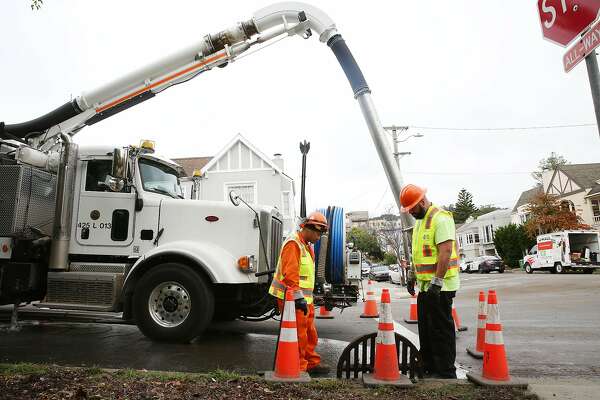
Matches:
[0,1,406,211]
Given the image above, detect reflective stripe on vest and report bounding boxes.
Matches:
[268,232,315,304]
[411,205,459,283]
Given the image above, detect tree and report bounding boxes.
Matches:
[453,189,478,224]
[494,224,536,267]
[347,227,383,260]
[524,192,589,237]
[31,0,43,10]
[472,204,502,218]
[372,210,406,284]
[383,252,397,265]
[531,152,569,184]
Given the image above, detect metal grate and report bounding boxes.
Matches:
[70,262,130,274]
[0,165,56,238]
[45,272,123,309]
[336,332,423,380]
[270,217,283,269]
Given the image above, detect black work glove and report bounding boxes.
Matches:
[427,279,442,299]
[406,269,416,296]
[294,298,308,316]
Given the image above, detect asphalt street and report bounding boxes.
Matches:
[1,271,598,379]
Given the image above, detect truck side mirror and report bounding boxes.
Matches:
[107,147,128,192]
[229,190,241,206]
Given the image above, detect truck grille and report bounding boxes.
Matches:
[270,217,283,269]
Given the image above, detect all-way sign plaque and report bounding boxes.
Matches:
[564,20,600,72]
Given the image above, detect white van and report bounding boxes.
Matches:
[523,231,600,274]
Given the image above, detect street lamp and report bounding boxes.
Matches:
[396,133,424,143]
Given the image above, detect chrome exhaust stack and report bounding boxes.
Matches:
[48,134,78,271]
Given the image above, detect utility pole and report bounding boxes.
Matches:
[383,125,421,270]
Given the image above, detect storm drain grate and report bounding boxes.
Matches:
[336,332,423,380]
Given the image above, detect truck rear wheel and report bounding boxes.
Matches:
[133,262,214,343]
[554,263,564,274]
[525,263,533,274]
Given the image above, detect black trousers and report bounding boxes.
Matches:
[417,290,456,378]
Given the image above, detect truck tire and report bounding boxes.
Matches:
[525,263,533,274]
[554,263,564,274]
[133,262,214,343]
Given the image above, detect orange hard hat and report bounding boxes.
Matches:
[400,184,427,213]
[303,211,328,232]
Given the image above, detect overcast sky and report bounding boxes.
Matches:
[2,1,599,217]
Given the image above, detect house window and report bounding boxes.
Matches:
[225,182,256,204]
[458,236,463,247]
[466,233,473,244]
[592,199,600,222]
[474,233,480,243]
[281,191,290,217]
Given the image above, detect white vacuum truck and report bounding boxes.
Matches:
[0,2,409,342]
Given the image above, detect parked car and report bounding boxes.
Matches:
[368,265,390,281]
[465,255,505,273]
[388,264,404,284]
[361,262,371,278]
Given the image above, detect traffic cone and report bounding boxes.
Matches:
[265,290,310,382]
[403,293,418,324]
[363,289,412,387]
[315,305,334,319]
[467,291,486,359]
[452,302,468,332]
[360,280,379,318]
[466,290,527,388]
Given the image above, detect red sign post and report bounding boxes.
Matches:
[538,0,600,46]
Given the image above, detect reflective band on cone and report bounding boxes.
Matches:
[265,289,310,383]
[362,289,412,387]
[316,305,334,319]
[404,292,418,324]
[360,280,379,318]
[467,291,486,359]
[466,290,528,388]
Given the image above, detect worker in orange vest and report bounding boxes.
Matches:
[268,211,330,375]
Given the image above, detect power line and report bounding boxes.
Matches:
[410,123,595,132]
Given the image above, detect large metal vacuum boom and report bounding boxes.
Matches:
[0,2,407,212]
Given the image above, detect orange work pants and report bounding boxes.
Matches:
[277,299,321,371]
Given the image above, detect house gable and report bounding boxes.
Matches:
[202,133,283,175]
[546,169,582,196]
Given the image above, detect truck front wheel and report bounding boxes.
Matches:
[525,263,533,274]
[133,262,214,343]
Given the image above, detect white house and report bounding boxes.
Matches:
[511,163,600,230]
[456,209,512,262]
[173,133,297,236]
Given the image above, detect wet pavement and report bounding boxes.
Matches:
[1,271,599,379]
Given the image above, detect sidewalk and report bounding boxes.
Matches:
[528,378,600,400]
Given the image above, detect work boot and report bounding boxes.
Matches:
[307,363,331,376]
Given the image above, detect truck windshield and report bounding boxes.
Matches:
[139,158,183,199]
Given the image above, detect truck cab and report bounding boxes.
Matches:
[1,140,283,342]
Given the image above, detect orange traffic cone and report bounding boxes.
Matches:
[265,289,310,382]
[452,302,468,332]
[363,289,412,387]
[360,280,379,318]
[466,290,527,388]
[467,291,486,359]
[404,292,418,324]
[316,305,334,319]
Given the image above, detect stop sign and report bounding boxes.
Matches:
[538,0,600,46]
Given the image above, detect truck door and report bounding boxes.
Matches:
[74,159,135,252]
